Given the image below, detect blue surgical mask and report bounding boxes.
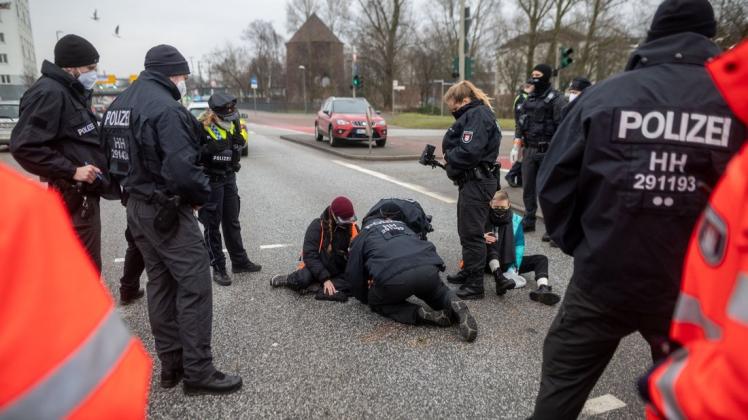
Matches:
[77,70,98,90]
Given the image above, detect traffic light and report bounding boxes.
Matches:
[560,47,574,69]
[352,74,363,88]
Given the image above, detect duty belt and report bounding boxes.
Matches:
[457,164,498,186]
[526,142,551,153]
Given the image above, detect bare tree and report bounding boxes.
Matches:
[355,0,411,110]
[713,0,748,49]
[517,0,554,74]
[242,20,285,98]
[544,0,582,66]
[205,44,252,100]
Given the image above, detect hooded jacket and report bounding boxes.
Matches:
[300,207,358,283]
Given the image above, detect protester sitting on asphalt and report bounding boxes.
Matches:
[483,190,560,305]
[270,196,358,302]
[345,201,478,342]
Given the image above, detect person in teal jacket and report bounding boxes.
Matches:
[484,190,560,305]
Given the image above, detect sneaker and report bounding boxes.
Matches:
[232,261,262,273]
[530,285,561,306]
[416,307,452,327]
[450,300,478,342]
[504,270,527,289]
[212,267,232,286]
[270,274,288,287]
[183,371,242,396]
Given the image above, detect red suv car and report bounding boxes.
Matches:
[315,97,387,147]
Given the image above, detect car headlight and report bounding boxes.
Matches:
[377,120,387,126]
[336,119,350,125]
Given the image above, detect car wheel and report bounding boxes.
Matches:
[329,126,341,147]
[315,123,323,141]
[376,139,386,147]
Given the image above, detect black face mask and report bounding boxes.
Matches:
[490,208,512,225]
[530,77,550,94]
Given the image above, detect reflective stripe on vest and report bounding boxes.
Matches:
[671,292,722,339]
[654,349,688,420]
[0,309,131,419]
[207,123,234,141]
[727,273,748,324]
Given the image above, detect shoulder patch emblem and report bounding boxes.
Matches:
[698,205,727,266]
[462,131,474,143]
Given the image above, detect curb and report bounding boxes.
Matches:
[279,135,421,162]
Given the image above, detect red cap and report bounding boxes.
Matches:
[330,196,356,224]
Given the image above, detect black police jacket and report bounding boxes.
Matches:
[302,207,357,283]
[516,87,566,144]
[537,33,746,314]
[441,100,501,181]
[101,70,210,205]
[10,60,114,196]
[346,218,444,304]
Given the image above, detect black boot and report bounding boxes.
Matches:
[160,366,184,389]
[523,219,536,232]
[212,266,232,286]
[446,270,468,284]
[233,261,262,273]
[530,285,561,306]
[120,289,145,306]
[450,300,478,342]
[494,271,515,296]
[416,307,452,327]
[183,371,243,396]
[541,232,551,242]
[455,284,485,300]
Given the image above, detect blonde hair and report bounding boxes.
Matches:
[198,109,221,127]
[443,80,494,112]
[492,190,509,202]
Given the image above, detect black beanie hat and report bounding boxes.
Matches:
[569,77,592,91]
[646,0,717,42]
[54,34,99,68]
[533,64,553,82]
[144,45,190,77]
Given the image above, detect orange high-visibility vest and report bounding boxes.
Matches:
[296,222,359,271]
[0,164,152,419]
[647,40,748,419]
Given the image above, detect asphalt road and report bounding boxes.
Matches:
[0,119,649,419]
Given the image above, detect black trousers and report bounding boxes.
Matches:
[487,240,549,279]
[506,162,523,185]
[119,225,145,296]
[457,178,497,288]
[521,147,545,225]
[71,195,102,274]
[532,282,672,420]
[198,172,251,270]
[127,198,216,383]
[368,265,455,325]
[286,266,347,292]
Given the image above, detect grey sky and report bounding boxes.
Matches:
[29,0,289,77]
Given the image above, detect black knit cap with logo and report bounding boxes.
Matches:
[54,34,99,67]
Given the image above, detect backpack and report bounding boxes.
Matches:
[362,198,434,240]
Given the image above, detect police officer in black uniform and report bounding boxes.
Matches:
[505,82,533,187]
[197,93,261,286]
[441,81,501,300]
[513,64,566,234]
[346,203,478,342]
[10,34,114,273]
[102,44,242,395]
[531,1,746,417]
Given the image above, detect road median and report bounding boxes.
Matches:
[278,134,422,162]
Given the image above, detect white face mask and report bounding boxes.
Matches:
[568,93,579,102]
[176,79,187,98]
[77,70,98,90]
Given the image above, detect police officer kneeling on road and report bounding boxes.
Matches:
[103,44,242,395]
[531,0,746,417]
[10,34,115,273]
[346,202,478,342]
[198,93,261,286]
[441,81,501,300]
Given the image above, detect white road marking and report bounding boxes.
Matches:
[332,160,457,204]
[260,244,292,250]
[114,257,125,263]
[581,394,627,416]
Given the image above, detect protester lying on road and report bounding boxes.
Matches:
[270,196,358,302]
[345,201,478,342]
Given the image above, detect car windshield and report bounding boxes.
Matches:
[0,104,19,119]
[190,107,208,118]
[332,100,369,114]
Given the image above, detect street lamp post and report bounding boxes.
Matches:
[298,65,307,114]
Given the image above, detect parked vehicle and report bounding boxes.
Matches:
[0,100,20,147]
[188,101,249,156]
[315,97,387,147]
